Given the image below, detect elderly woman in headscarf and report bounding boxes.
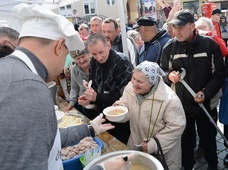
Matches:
[114,61,186,170]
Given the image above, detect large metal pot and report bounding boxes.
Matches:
[83,150,164,170]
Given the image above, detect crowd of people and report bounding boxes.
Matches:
[0,1,228,170]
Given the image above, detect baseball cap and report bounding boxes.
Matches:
[133,17,156,29]
[12,3,85,51]
[168,9,195,26]
[212,9,222,15]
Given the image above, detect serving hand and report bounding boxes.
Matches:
[90,113,115,135]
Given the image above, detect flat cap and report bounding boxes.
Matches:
[134,17,156,29]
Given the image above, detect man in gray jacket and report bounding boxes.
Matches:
[0,3,133,170]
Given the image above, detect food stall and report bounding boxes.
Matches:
[57,97,129,153]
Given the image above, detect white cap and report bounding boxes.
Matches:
[0,20,9,28]
[12,3,84,51]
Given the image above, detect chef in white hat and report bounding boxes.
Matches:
[0,3,116,170]
[12,3,85,82]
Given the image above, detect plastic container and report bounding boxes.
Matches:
[80,147,101,168]
[62,137,104,170]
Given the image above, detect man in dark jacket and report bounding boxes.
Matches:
[161,9,226,170]
[135,16,170,65]
[102,18,138,67]
[78,33,133,144]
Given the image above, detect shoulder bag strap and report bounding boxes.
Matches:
[154,137,169,170]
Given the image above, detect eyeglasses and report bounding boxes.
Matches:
[6,40,16,50]
[196,25,207,31]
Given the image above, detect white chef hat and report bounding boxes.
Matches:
[0,20,9,28]
[136,61,165,85]
[12,3,84,51]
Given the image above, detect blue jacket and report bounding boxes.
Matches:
[139,29,170,65]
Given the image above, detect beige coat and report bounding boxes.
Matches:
[117,79,186,170]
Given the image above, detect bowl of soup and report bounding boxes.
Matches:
[83,150,164,170]
[103,106,128,122]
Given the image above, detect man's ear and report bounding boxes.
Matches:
[55,38,66,56]
[106,40,111,50]
[191,23,196,31]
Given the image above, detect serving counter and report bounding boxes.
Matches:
[57,97,129,154]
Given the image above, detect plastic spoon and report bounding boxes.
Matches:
[88,80,92,89]
[134,144,142,147]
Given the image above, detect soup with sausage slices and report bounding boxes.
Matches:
[107,109,125,115]
[130,163,151,170]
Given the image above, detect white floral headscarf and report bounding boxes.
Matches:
[136,61,165,85]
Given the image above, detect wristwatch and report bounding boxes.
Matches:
[88,124,95,138]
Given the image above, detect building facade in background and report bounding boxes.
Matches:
[55,0,227,25]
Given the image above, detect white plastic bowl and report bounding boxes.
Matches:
[103,106,128,122]
[55,110,65,124]
[54,105,59,111]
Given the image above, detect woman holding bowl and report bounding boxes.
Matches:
[114,61,186,170]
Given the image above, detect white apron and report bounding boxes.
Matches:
[12,50,63,170]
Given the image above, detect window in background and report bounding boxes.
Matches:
[107,0,115,6]
[183,1,199,15]
[221,2,228,10]
[66,5,72,9]
[84,0,96,15]
[60,6,65,10]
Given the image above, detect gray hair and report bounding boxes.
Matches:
[196,17,215,34]
[0,27,19,41]
[86,33,107,47]
[78,23,89,32]
[90,16,102,23]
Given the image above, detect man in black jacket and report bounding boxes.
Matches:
[102,18,138,67]
[78,33,133,144]
[161,9,226,170]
